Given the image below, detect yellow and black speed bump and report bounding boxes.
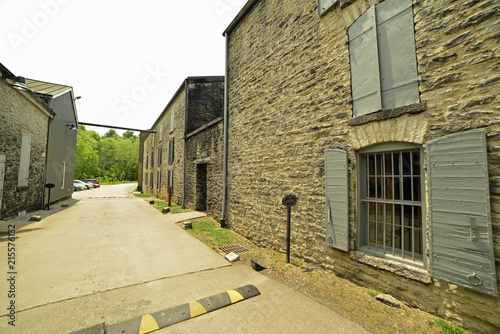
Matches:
[70,284,260,334]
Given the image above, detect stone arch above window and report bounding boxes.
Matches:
[350,117,429,150]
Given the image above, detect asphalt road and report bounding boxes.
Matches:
[0,184,368,333]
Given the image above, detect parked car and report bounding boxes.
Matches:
[83,181,94,188]
[74,180,89,190]
[83,179,100,188]
[74,181,86,191]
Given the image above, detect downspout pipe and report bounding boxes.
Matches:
[182,79,187,208]
[41,113,54,210]
[220,33,229,228]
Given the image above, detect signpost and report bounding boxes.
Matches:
[45,183,55,210]
[282,194,298,263]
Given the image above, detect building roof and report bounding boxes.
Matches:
[26,78,72,98]
[223,0,261,36]
[26,78,78,125]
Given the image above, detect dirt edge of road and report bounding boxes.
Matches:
[176,215,469,334]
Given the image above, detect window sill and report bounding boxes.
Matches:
[349,102,426,126]
[350,250,431,284]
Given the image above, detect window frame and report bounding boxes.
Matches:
[357,142,427,269]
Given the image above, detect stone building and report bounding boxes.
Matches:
[142,76,224,218]
[0,63,55,219]
[222,0,499,332]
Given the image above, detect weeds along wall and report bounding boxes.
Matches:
[225,0,500,332]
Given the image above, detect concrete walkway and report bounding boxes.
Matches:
[0,184,368,333]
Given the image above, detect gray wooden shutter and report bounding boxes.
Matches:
[318,0,338,16]
[325,149,349,251]
[168,138,175,164]
[170,109,174,133]
[427,129,497,297]
[376,0,419,110]
[348,6,382,116]
[18,134,31,187]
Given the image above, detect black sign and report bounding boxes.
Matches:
[45,183,55,189]
[282,194,298,207]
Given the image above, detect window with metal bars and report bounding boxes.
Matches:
[359,145,424,264]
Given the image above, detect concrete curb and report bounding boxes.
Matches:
[70,284,261,334]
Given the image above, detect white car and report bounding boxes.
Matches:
[83,181,94,188]
[74,180,89,190]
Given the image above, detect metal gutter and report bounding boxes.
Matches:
[220,1,261,226]
[182,79,188,208]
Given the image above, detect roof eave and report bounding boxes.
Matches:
[223,0,262,36]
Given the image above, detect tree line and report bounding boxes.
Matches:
[75,126,139,182]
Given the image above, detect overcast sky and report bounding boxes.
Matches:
[0,0,247,135]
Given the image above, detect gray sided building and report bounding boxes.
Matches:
[222,0,500,332]
[0,64,55,219]
[27,79,79,206]
[142,76,224,219]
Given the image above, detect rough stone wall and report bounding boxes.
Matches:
[137,132,147,190]
[226,0,499,332]
[0,78,50,219]
[143,89,185,205]
[185,120,224,221]
[186,80,224,134]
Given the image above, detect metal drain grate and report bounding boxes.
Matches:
[218,243,250,254]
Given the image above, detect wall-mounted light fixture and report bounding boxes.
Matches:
[10,76,30,91]
[66,123,77,131]
[74,96,81,101]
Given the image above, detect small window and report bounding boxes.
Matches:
[156,170,161,190]
[358,144,424,265]
[150,152,154,168]
[18,134,31,187]
[167,169,173,194]
[170,109,174,133]
[150,172,153,188]
[157,147,162,166]
[159,123,163,142]
[348,0,419,117]
[168,138,175,164]
[144,173,148,188]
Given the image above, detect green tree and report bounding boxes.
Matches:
[74,127,100,179]
[103,129,117,138]
[75,127,139,182]
[123,130,136,139]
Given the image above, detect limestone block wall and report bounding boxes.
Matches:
[186,80,224,134]
[184,120,224,220]
[0,78,51,219]
[143,89,185,205]
[225,0,499,332]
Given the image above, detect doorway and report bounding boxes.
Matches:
[195,163,207,211]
